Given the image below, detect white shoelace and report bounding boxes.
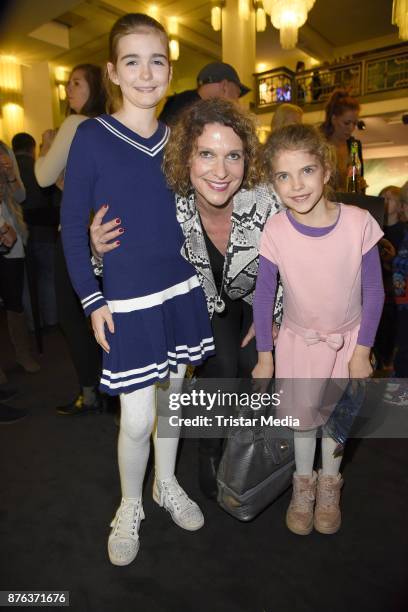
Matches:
[158,478,194,514]
[110,500,144,539]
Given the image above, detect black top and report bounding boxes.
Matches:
[202,222,224,292]
[201,219,244,320]
[15,153,59,228]
[384,221,406,251]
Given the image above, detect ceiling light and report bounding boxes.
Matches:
[148,5,160,21]
[263,0,315,49]
[255,2,267,31]
[55,66,68,82]
[169,39,179,61]
[392,0,408,40]
[239,0,251,21]
[167,17,179,37]
[58,84,67,101]
[211,1,224,31]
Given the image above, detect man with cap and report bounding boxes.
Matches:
[159,61,251,125]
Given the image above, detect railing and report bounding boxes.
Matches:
[254,43,408,112]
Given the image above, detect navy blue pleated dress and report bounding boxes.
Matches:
[61,115,214,395]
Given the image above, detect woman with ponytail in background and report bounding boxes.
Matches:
[320,88,365,192]
[35,64,107,416]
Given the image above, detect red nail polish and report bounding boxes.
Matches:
[116,241,120,245]
[115,218,121,224]
[119,228,124,234]
[103,204,108,208]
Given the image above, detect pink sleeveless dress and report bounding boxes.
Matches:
[259,204,383,429]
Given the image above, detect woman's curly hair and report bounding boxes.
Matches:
[163,97,262,196]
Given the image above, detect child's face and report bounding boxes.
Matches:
[108,29,171,111]
[382,190,401,218]
[271,149,330,215]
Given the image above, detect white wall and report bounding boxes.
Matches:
[22,62,57,149]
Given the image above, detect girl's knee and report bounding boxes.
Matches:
[120,387,156,441]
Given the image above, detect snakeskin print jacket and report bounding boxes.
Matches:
[175,183,284,321]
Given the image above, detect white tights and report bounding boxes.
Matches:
[118,364,186,499]
[294,429,342,477]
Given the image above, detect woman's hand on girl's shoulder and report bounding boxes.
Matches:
[91,305,114,353]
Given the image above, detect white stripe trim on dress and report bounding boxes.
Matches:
[107,275,201,313]
[83,295,105,309]
[101,368,169,389]
[101,344,215,390]
[102,338,215,380]
[95,117,169,157]
[96,116,169,153]
[81,291,102,306]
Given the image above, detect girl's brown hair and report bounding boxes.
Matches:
[106,13,169,110]
[321,88,360,139]
[67,64,107,117]
[163,97,261,196]
[263,123,335,192]
[379,185,401,199]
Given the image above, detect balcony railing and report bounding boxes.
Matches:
[254,43,408,112]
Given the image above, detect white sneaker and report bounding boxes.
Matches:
[153,476,204,531]
[108,498,145,566]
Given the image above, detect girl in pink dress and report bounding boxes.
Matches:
[253,124,384,535]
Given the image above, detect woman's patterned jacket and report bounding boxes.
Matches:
[175,183,283,321]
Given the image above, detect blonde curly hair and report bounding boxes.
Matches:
[163,97,262,196]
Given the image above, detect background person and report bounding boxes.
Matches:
[381,183,408,405]
[159,61,250,126]
[391,182,408,380]
[374,185,404,371]
[12,132,59,328]
[320,88,364,191]
[271,103,303,132]
[35,64,107,416]
[0,142,39,384]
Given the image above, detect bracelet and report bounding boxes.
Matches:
[7,178,17,184]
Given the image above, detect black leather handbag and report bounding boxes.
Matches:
[217,404,295,522]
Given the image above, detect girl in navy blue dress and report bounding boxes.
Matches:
[61,13,214,566]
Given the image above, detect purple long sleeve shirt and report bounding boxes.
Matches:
[254,210,384,351]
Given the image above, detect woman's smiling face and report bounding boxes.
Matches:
[189,122,245,210]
